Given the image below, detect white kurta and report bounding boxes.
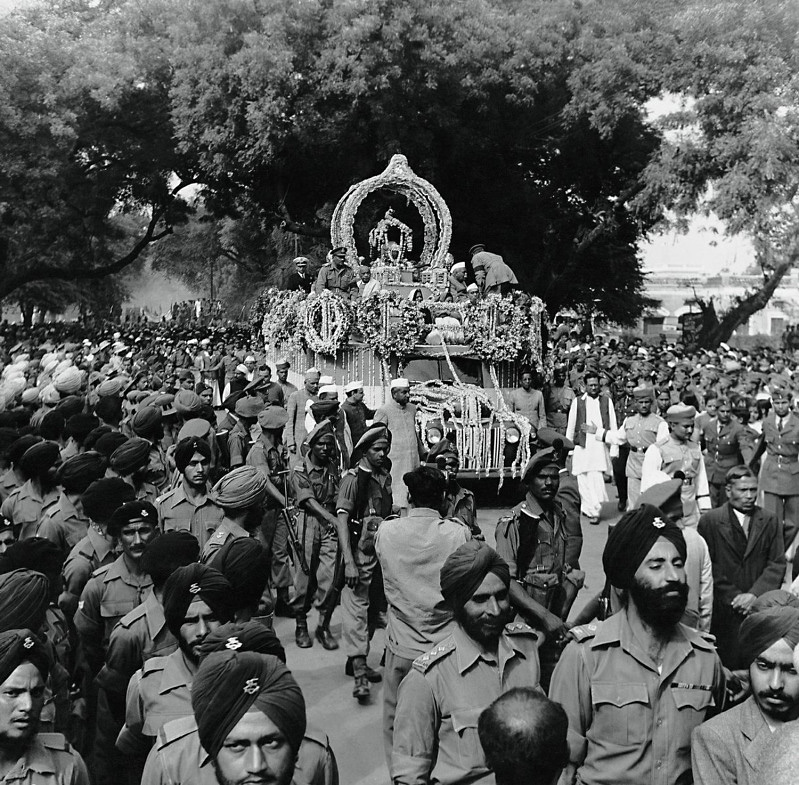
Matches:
[373,400,421,510]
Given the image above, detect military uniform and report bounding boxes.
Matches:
[314,262,358,298]
[141,715,338,785]
[290,456,340,623]
[546,383,576,434]
[641,435,710,528]
[444,484,479,537]
[610,392,638,509]
[227,419,250,469]
[392,622,542,785]
[337,464,393,659]
[156,483,224,548]
[0,480,58,540]
[198,517,251,564]
[0,466,21,503]
[0,734,91,785]
[701,417,754,507]
[60,527,117,619]
[145,445,169,492]
[549,610,725,785]
[37,492,90,557]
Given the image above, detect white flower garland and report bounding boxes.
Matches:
[303,291,352,356]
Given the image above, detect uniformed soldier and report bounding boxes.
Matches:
[229,396,264,469]
[275,358,298,400]
[246,406,294,617]
[641,403,711,528]
[545,364,576,435]
[590,385,669,510]
[609,377,638,510]
[109,437,160,505]
[1,441,60,541]
[37,452,105,558]
[117,564,233,774]
[550,505,725,785]
[209,537,271,623]
[0,432,33,504]
[130,407,169,492]
[392,540,541,785]
[425,439,480,537]
[335,424,394,701]
[314,246,358,298]
[199,465,268,564]
[290,421,341,649]
[60,478,136,619]
[0,629,90,785]
[155,437,223,548]
[701,396,755,507]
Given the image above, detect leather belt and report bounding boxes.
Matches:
[628,446,640,453]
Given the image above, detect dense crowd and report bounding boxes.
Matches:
[0,293,796,785]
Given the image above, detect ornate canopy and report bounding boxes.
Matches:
[330,154,452,268]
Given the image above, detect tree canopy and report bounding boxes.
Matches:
[3,0,798,333]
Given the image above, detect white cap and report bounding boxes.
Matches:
[390,378,410,390]
[319,385,338,396]
[319,375,334,386]
[451,262,466,272]
[244,355,256,363]
[345,380,363,393]
[235,364,249,374]
[466,283,479,292]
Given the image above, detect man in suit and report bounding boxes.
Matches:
[702,397,755,507]
[749,387,799,572]
[692,605,799,785]
[283,256,312,293]
[698,465,786,668]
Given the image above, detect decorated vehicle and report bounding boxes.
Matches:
[252,155,548,479]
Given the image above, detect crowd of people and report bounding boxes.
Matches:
[0,286,795,785]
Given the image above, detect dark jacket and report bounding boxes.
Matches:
[283,271,312,293]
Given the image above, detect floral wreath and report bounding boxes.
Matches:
[354,290,428,363]
[462,295,529,364]
[303,290,352,356]
[252,288,306,351]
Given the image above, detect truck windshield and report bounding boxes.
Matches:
[405,358,483,387]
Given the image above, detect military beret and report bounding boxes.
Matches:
[305,420,335,449]
[131,406,162,437]
[257,406,289,431]
[425,437,458,465]
[310,400,339,423]
[522,447,560,481]
[110,437,151,475]
[0,630,50,685]
[350,424,391,468]
[94,431,128,458]
[56,451,106,494]
[19,441,60,478]
[536,427,573,452]
[235,397,265,419]
[81,478,136,524]
[106,500,158,537]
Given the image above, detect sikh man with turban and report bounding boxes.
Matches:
[118,563,234,778]
[200,466,268,563]
[693,605,799,785]
[391,540,541,785]
[0,629,89,784]
[335,424,394,701]
[141,649,314,785]
[156,436,223,548]
[550,504,725,785]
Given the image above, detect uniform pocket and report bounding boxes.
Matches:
[451,708,485,770]
[591,682,649,746]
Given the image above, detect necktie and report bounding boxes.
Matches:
[779,417,785,432]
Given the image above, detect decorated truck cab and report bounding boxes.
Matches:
[252,155,548,479]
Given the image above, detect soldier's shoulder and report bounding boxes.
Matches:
[156,715,197,750]
[654,435,671,447]
[302,724,331,751]
[341,468,359,479]
[503,621,538,638]
[156,487,177,504]
[569,622,600,643]
[142,655,170,677]
[412,638,456,674]
[90,563,112,580]
[117,602,147,629]
[37,732,71,752]
[681,623,717,652]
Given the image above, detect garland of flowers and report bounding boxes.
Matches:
[303,290,352,356]
[462,295,529,364]
[353,290,428,363]
[254,288,307,351]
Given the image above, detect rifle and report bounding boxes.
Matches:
[276,470,310,576]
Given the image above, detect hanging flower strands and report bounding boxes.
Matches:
[251,288,306,352]
[368,208,414,267]
[353,289,428,363]
[303,290,353,356]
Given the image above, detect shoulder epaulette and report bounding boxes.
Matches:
[118,603,147,629]
[569,623,599,642]
[142,656,169,677]
[442,516,470,529]
[342,468,358,478]
[654,436,670,447]
[504,621,536,635]
[302,724,330,749]
[37,732,69,752]
[157,715,197,749]
[412,639,456,673]
[700,630,716,644]
[156,488,175,504]
[90,564,112,579]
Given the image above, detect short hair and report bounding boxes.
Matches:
[583,372,600,385]
[403,466,447,509]
[478,688,569,785]
[725,464,756,486]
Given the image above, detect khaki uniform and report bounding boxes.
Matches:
[37,493,90,557]
[444,484,478,536]
[141,715,338,785]
[60,528,117,618]
[0,466,21,502]
[545,383,576,435]
[314,262,358,297]
[392,622,542,785]
[0,480,58,540]
[0,734,90,785]
[156,482,224,548]
[198,517,251,564]
[549,609,725,785]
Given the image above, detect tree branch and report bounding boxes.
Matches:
[273,204,329,239]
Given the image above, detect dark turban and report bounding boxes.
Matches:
[55,395,84,419]
[174,436,212,475]
[192,651,306,758]
[131,406,162,437]
[81,478,136,524]
[65,414,99,444]
[83,425,112,452]
[210,538,270,612]
[0,538,64,586]
[140,531,200,587]
[739,606,799,668]
[310,400,339,423]
[210,466,267,510]
[39,411,65,442]
[162,564,233,638]
[9,435,42,466]
[0,570,50,633]
[602,504,687,590]
[440,541,510,609]
[110,437,151,475]
[196,621,286,663]
[0,629,50,684]
[106,500,157,537]
[94,396,123,425]
[752,590,799,613]
[19,441,60,479]
[94,431,128,458]
[56,451,106,494]
[0,429,19,459]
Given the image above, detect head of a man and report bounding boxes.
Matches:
[666,405,695,442]
[276,363,289,383]
[726,466,758,515]
[359,266,371,283]
[308,425,336,467]
[347,385,364,403]
[478,688,569,785]
[175,437,212,491]
[635,390,653,417]
[361,429,390,471]
[441,541,513,648]
[519,369,533,392]
[523,450,560,508]
[716,399,732,425]
[404,466,448,515]
[740,607,799,723]
[772,390,792,418]
[656,389,671,413]
[584,373,600,399]
[294,256,308,275]
[192,651,306,785]
[244,357,256,374]
[391,380,410,407]
[211,466,268,533]
[304,370,320,396]
[107,502,158,564]
[0,523,14,556]
[452,264,466,283]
